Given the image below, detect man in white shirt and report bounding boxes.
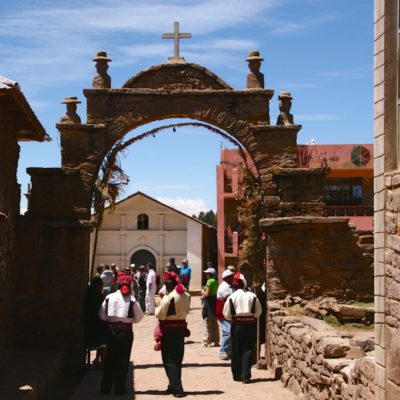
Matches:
[156,271,190,397]
[145,263,157,315]
[99,279,144,395]
[216,269,234,360]
[223,272,262,384]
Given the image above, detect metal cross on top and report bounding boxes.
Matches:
[162,21,191,63]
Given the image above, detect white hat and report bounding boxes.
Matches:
[226,265,235,272]
[203,267,216,275]
[222,270,234,279]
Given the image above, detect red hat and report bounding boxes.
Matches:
[163,271,180,285]
[233,272,247,287]
[117,271,132,285]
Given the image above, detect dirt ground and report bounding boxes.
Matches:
[69,296,298,400]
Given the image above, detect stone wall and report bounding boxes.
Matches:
[262,217,373,302]
[0,124,20,361]
[383,174,400,397]
[269,315,375,399]
[374,0,400,398]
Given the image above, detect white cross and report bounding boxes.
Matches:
[162,21,191,62]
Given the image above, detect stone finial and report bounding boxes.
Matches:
[277,91,294,125]
[59,97,81,124]
[92,51,112,89]
[246,50,264,89]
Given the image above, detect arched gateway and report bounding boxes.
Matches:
[20,54,334,365]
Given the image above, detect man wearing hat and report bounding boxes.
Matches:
[99,278,144,395]
[216,269,234,360]
[100,265,114,296]
[245,50,264,89]
[155,271,190,398]
[223,272,262,384]
[201,267,220,347]
[179,259,191,291]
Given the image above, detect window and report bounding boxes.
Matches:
[324,179,363,206]
[137,214,149,230]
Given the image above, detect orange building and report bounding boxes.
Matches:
[216,144,373,270]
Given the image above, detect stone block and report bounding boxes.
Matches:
[324,358,352,373]
[320,337,351,358]
[345,346,366,360]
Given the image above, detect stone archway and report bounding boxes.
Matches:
[18,59,335,367]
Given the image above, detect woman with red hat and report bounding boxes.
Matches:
[222,272,262,384]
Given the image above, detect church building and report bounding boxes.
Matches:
[91,191,216,291]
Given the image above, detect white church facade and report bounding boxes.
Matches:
[90,192,216,291]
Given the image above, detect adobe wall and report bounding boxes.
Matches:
[0,124,20,361]
[14,167,92,366]
[262,217,374,302]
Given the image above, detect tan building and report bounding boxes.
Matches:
[374,1,400,398]
[91,191,216,291]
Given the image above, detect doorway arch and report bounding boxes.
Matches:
[130,249,156,268]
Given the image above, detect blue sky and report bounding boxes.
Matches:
[0,0,373,214]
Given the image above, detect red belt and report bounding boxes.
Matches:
[160,320,187,332]
[232,316,256,324]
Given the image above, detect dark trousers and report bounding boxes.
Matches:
[231,322,257,381]
[138,290,146,312]
[101,329,133,395]
[161,330,185,394]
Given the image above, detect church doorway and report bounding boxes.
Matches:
[130,249,156,268]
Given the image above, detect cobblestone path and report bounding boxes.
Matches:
[70,296,298,400]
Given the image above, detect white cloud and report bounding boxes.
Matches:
[296,114,341,121]
[157,196,210,216]
[269,14,339,35]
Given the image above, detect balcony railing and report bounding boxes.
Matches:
[324,205,373,217]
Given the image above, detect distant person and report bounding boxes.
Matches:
[100,265,114,295]
[138,266,147,312]
[95,265,104,277]
[201,267,219,347]
[223,273,262,384]
[84,277,108,368]
[145,263,157,315]
[216,269,234,360]
[180,259,191,291]
[99,279,144,395]
[167,257,180,275]
[155,271,190,398]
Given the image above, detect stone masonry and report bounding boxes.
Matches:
[269,314,375,400]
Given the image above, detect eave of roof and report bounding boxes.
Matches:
[0,75,50,142]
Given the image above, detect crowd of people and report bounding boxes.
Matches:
[84,258,265,397]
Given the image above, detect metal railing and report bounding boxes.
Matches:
[325,205,373,217]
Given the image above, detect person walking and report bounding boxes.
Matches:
[155,271,190,398]
[201,267,219,347]
[145,263,157,315]
[179,259,191,291]
[223,272,262,384]
[99,278,144,395]
[216,269,234,360]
